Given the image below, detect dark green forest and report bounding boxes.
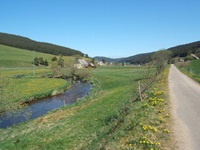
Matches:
[0,32,83,56]
[168,41,200,57]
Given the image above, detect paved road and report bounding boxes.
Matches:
[169,64,200,150]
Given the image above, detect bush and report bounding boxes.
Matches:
[76,69,91,80]
[184,55,194,61]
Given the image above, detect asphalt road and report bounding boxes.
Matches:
[169,64,200,150]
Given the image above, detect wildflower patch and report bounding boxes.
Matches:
[104,68,173,150]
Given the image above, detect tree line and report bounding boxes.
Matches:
[0,32,84,56]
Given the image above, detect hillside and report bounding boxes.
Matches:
[93,56,123,63]
[168,41,200,57]
[95,41,200,64]
[0,44,76,68]
[121,52,154,64]
[0,32,83,56]
[0,44,51,68]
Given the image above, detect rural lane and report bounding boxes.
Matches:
[169,64,200,150]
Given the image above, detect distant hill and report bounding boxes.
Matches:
[93,56,123,63]
[94,41,200,65]
[0,32,83,56]
[121,52,154,64]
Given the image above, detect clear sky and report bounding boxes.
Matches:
[1,0,200,58]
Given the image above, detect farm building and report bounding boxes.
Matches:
[74,59,95,68]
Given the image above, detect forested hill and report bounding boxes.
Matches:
[168,41,200,57]
[121,52,154,64]
[122,41,200,64]
[0,32,83,56]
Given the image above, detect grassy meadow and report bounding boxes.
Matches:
[0,44,172,149]
[0,66,173,149]
[0,45,73,113]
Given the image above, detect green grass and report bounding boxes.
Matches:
[177,59,200,83]
[0,44,52,68]
[0,66,173,150]
[0,44,77,111]
[0,44,76,68]
[0,66,149,149]
[186,59,200,76]
[1,77,69,103]
[0,44,173,149]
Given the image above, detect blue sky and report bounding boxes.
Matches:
[1,0,200,58]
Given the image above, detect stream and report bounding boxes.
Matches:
[0,82,92,128]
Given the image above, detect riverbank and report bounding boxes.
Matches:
[0,77,70,114]
[0,82,92,128]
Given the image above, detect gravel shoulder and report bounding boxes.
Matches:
[169,64,200,150]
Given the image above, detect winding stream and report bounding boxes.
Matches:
[0,82,92,128]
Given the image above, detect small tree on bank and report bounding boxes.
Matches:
[152,50,172,73]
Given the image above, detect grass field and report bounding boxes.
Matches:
[0,66,172,150]
[0,44,172,149]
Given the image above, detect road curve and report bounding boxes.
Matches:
[169,64,200,150]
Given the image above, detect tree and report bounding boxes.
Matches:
[187,50,192,55]
[33,57,39,66]
[85,54,89,58]
[38,57,44,65]
[152,50,172,73]
[58,56,64,68]
[50,61,62,77]
[184,55,194,61]
[52,56,57,61]
[195,48,200,57]
[91,58,95,64]
[44,60,49,66]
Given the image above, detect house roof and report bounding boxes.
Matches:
[78,59,89,67]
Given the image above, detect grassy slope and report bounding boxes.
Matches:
[0,44,76,68]
[0,44,52,68]
[177,59,200,83]
[0,67,147,149]
[186,59,200,76]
